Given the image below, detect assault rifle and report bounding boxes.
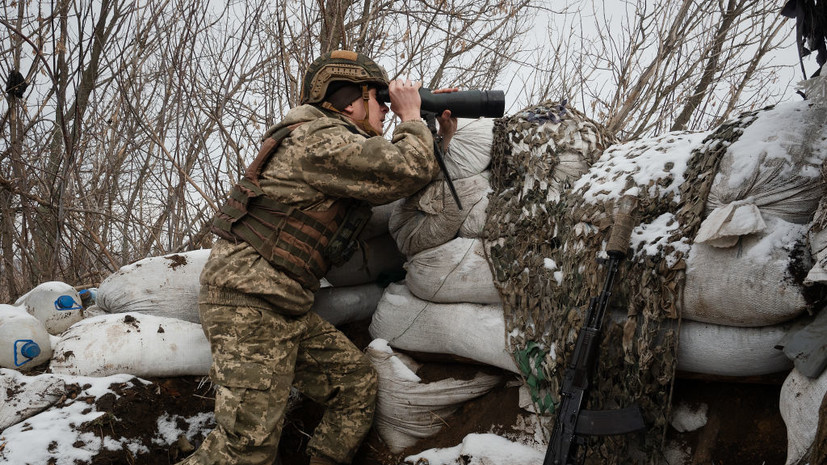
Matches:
[376,87,505,210]
[543,196,646,465]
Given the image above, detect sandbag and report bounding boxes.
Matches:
[675,319,793,377]
[443,118,496,179]
[14,281,84,335]
[458,191,489,238]
[683,216,810,327]
[97,250,210,324]
[697,102,827,247]
[389,173,491,257]
[0,305,52,371]
[405,238,500,304]
[369,283,517,372]
[780,367,827,465]
[50,313,211,377]
[325,233,406,287]
[366,339,500,453]
[0,369,66,430]
[311,283,384,326]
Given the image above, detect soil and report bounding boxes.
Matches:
[42,319,792,465]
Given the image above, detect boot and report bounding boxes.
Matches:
[308,456,337,465]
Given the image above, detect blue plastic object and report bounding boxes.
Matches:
[14,339,40,366]
[54,295,82,311]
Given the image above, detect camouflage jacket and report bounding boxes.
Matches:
[201,104,438,315]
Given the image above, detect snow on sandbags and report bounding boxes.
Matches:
[14,281,84,335]
[50,312,211,377]
[683,217,810,327]
[696,103,827,247]
[780,367,827,465]
[97,250,210,324]
[0,305,52,371]
[312,283,384,326]
[325,233,406,287]
[371,284,793,377]
[574,105,822,328]
[366,339,501,453]
[370,283,517,373]
[405,238,500,304]
[0,369,66,430]
[389,173,492,257]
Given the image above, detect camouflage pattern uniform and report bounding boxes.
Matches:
[178,102,437,465]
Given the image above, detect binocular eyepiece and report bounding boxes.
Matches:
[376,87,505,119]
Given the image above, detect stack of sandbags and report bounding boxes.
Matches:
[373,99,827,402]
[540,100,825,378]
[370,111,613,449]
[373,107,619,364]
[675,101,824,377]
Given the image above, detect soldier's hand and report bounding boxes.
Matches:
[433,88,459,149]
[388,79,422,122]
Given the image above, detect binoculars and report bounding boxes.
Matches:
[376,87,505,119]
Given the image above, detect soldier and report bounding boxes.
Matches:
[177,50,457,465]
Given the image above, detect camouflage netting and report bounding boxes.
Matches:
[483,101,771,464]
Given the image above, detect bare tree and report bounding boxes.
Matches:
[0,0,536,301]
[528,0,793,140]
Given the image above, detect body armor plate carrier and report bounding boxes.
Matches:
[212,123,372,290]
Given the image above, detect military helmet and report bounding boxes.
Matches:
[300,50,389,105]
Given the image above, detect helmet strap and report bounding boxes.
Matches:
[320,85,381,137]
[353,85,381,137]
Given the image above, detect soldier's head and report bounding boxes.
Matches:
[300,50,390,136]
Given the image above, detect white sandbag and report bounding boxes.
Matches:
[311,283,384,326]
[405,238,500,304]
[14,281,84,335]
[676,319,793,377]
[0,369,66,430]
[366,339,501,453]
[97,250,210,324]
[50,312,211,377]
[325,233,406,287]
[683,216,810,327]
[780,367,827,465]
[458,191,489,238]
[0,305,52,371]
[389,173,491,257]
[697,101,827,247]
[443,118,496,179]
[369,283,517,372]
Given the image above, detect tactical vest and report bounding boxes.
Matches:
[212,123,372,290]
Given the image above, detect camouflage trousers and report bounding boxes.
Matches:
[177,286,378,465]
